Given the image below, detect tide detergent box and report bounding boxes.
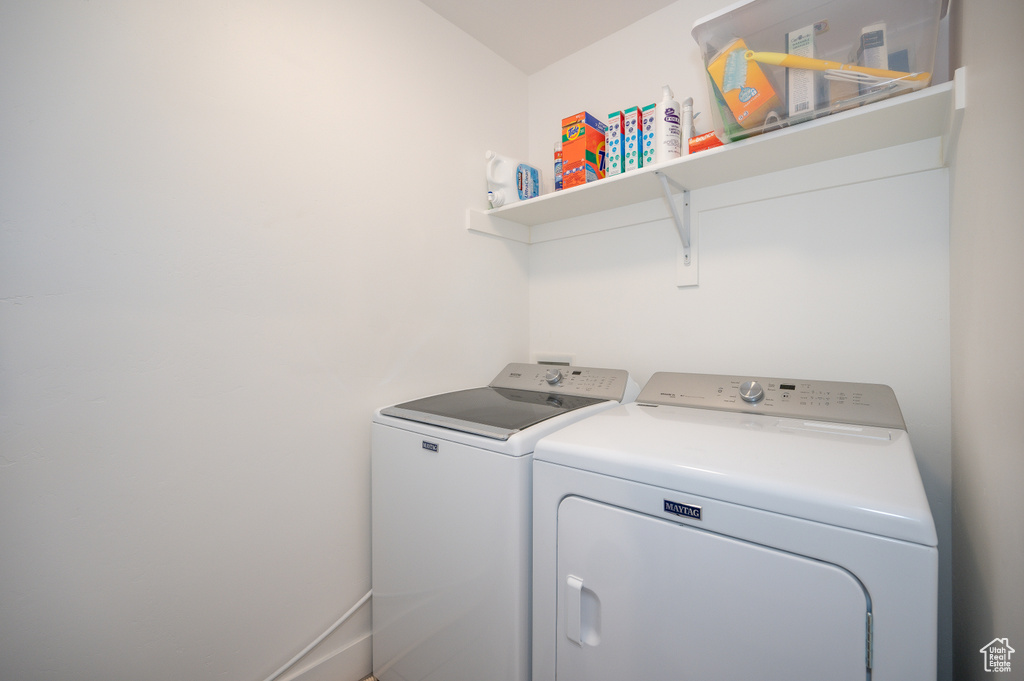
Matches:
[605,111,625,177]
[561,112,607,188]
[707,37,782,130]
[623,106,641,172]
[641,103,657,167]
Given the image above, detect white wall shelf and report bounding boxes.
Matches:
[468,69,965,246]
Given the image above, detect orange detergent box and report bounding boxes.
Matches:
[706,37,782,129]
[688,130,725,154]
[561,112,607,188]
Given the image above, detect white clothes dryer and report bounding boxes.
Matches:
[372,363,638,681]
[532,372,938,681]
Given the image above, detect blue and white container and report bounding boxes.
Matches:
[486,150,540,208]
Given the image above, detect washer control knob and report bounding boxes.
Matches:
[545,368,563,385]
[739,380,765,403]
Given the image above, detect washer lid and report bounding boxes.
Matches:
[534,402,938,546]
[381,387,607,440]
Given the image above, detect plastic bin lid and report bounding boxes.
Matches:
[691,0,948,41]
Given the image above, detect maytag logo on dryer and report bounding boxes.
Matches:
[422,441,439,452]
[664,500,702,520]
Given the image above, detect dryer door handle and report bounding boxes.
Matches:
[566,575,601,647]
[566,575,584,645]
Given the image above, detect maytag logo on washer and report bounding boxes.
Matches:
[422,441,439,452]
[664,500,702,520]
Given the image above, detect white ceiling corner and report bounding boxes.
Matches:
[418,0,681,74]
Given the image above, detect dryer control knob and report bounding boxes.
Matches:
[545,368,562,384]
[739,380,765,403]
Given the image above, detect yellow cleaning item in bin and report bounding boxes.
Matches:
[707,38,782,129]
[743,50,932,88]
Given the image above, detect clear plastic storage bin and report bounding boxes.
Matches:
[691,0,944,143]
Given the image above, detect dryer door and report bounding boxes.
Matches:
[555,497,870,681]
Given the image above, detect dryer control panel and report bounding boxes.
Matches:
[490,363,631,401]
[637,372,906,430]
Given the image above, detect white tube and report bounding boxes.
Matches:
[681,97,694,156]
[262,589,373,681]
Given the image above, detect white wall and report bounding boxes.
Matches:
[0,2,529,680]
[526,3,952,679]
[949,1,1024,677]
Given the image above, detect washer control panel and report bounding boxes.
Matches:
[489,363,631,401]
[637,372,905,429]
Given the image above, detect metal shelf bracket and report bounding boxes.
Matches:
[655,171,690,265]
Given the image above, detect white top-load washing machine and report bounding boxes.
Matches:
[372,362,639,681]
[532,372,938,681]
